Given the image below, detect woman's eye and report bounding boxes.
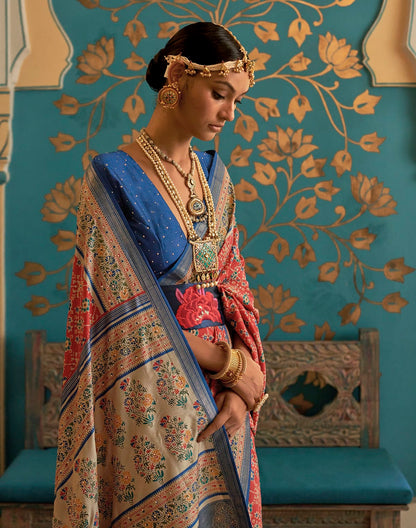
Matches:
[235,99,243,106]
[213,91,225,100]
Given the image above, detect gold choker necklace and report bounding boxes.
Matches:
[137,130,219,287]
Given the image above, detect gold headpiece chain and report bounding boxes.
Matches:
[164,25,255,87]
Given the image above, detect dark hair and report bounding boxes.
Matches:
[146,22,244,92]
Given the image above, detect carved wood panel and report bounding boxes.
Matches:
[257,340,363,447]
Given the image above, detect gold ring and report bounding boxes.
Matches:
[253,393,269,413]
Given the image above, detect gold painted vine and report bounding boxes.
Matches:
[16,0,414,352]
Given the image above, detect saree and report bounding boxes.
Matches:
[53,150,266,528]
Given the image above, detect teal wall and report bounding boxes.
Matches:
[5,0,416,490]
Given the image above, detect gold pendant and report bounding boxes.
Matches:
[191,239,218,275]
[187,197,206,217]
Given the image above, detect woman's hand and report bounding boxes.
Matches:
[230,353,264,411]
[197,390,247,442]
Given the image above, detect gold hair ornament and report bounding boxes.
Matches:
[163,26,255,87]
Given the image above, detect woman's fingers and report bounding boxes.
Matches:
[197,405,229,442]
[197,391,247,442]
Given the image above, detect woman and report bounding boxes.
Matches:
[53,22,267,528]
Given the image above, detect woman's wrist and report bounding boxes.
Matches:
[209,341,247,386]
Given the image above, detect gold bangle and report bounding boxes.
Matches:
[210,342,247,387]
[223,349,247,387]
[253,393,269,413]
[209,341,232,380]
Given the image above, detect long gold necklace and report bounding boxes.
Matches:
[137,130,219,287]
[140,129,207,222]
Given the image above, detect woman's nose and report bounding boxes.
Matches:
[221,102,235,122]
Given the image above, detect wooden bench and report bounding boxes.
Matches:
[256,328,413,528]
[0,328,412,527]
[0,330,63,527]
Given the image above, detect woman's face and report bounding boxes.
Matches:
[177,70,250,141]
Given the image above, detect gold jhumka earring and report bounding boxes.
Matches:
[158,81,181,109]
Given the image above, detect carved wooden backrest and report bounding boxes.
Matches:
[25,330,65,448]
[256,328,379,448]
[23,328,379,449]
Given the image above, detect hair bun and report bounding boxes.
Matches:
[146,49,167,92]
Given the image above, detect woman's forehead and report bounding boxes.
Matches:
[207,71,251,95]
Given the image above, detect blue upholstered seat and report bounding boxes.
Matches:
[0,448,57,503]
[258,447,413,505]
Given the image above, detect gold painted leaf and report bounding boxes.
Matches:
[25,295,51,317]
[249,48,271,71]
[339,303,361,325]
[257,284,274,310]
[330,149,352,177]
[350,227,376,250]
[77,73,101,84]
[318,262,340,283]
[288,18,312,47]
[255,97,280,121]
[235,179,259,202]
[253,162,276,185]
[314,321,336,340]
[301,155,326,178]
[336,0,356,6]
[124,52,146,71]
[234,114,259,141]
[289,52,311,72]
[359,132,385,152]
[254,21,279,43]
[124,19,148,47]
[54,94,80,115]
[77,0,99,7]
[50,133,76,152]
[279,313,306,333]
[122,94,145,123]
[119,129,140,150]
[384,258,415,283]
[292,241,316,268]
[245,257,265,278]
[275,288,298,314]
[268,235,290,263]
[314,180,340,201]
[16,262,46,286]
[288,95,312,123]
[353,90,381,115]
[51,230,77,251]
[158,22,180,39]
[295,196,319,219]
[382,292,408,313]
[230,145,252,167]
[288,393,314,413]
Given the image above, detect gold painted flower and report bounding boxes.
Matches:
[318,32,362,79]
[41,175,82,223]
[350,172,397,216]
[252,284,298,317]
[77,36,115,84]
[258,126,318,162]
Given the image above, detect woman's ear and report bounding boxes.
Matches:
[166,61,186,87]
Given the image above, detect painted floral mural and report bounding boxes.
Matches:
[16,0,414,346]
